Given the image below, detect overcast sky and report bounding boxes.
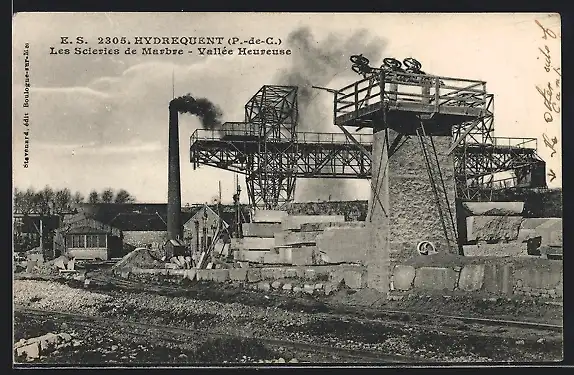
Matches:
[12,13,562,204]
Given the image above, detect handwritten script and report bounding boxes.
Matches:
[534,19,560,183]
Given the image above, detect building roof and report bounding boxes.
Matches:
[13,215,61,234]
[72,203,199,232]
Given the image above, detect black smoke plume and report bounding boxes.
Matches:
[274,27,386,131]
[276,27,386,202]
[170,93,223,130]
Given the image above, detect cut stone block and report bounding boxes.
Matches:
[231,237,275,250]
[462,201,524,216]
[285,268,303,279]
[184,269,197,281]
[414,267,458,291]
[210,269,229,282]
[278,247,292,264]
[196,269,210,281]
[392,265,416,291]
[343,268,367,289]
[263,252,284,265]
[229,268,247,281]
[463,243,528,257]
[260,267,275,280]
[483,264,513,295]
[291,246,315,266]
[303,284,315,294]
[252,210,288,223]
[300,221,366,232]
[16,342,40,359]
[281,215,345,231]
[316,227,369,264]
[267,267,286,279]
[458,264,485,291]
[247,268,262,283]
[236,250,268,263]
[242,223,282,238]
[518,218,562,244]
[514,266,562,289]
[39,333,61,352]
[258,281,271,291]
[168,269,186,277]
[274,231,321,246]
[466,216,523,242]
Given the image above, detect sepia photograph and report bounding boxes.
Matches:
[12,12,563,367]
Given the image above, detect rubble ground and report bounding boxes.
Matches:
[14,312,291,365]
[13,279,563,364]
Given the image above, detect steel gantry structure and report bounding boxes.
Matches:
[190,70,546,210]
[190,85,371,210]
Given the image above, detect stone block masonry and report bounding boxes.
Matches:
[462,202,524,216]
[230,237,275,250]
[392,265,416,290]
[316,227,369,264]
[281,215,345,231]
[517,218,562,247]
[274,231,322,246]
[463,243,528,257]
[229,268,247,281]
[458,264,485,291]
[242,223,282,238]
[388,131,457,255]
[414,267,458,291]
[300,221,366,232]
[466,216,523,242]
[366,129,390,294]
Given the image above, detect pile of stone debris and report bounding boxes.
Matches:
[14,332,82,362]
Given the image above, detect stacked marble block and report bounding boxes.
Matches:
[231,210,369,266]
[462,202,563,258]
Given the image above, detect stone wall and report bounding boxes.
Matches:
[388,130,457,259]
[123,231,167,249]
[117,256,562,301]
[390,258,563,299]
[121,264,367,296]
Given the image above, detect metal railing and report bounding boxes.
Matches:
[463,136,538,150]
[191,128,373,146]
[334,71,489,119]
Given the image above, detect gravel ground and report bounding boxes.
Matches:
[13,279,563,364]
[14,312,296,365]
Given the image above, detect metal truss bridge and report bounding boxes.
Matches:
[190,79,546,209]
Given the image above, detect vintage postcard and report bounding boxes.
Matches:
[12,12,563,367]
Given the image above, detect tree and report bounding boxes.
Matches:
[34,186,54,215]
[88,190,99,204]
[101,188,114,203]
[72,191,84,205]
[53,188,72,214]
[114,189,135,203]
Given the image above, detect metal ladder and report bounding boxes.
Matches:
[416,121,458,252]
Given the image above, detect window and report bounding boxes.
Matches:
[86,235,98,248]
[67,234,106,248]
[86,234,107,247]
[69,235,85,248]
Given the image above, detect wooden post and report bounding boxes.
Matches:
[39,218,43,253]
